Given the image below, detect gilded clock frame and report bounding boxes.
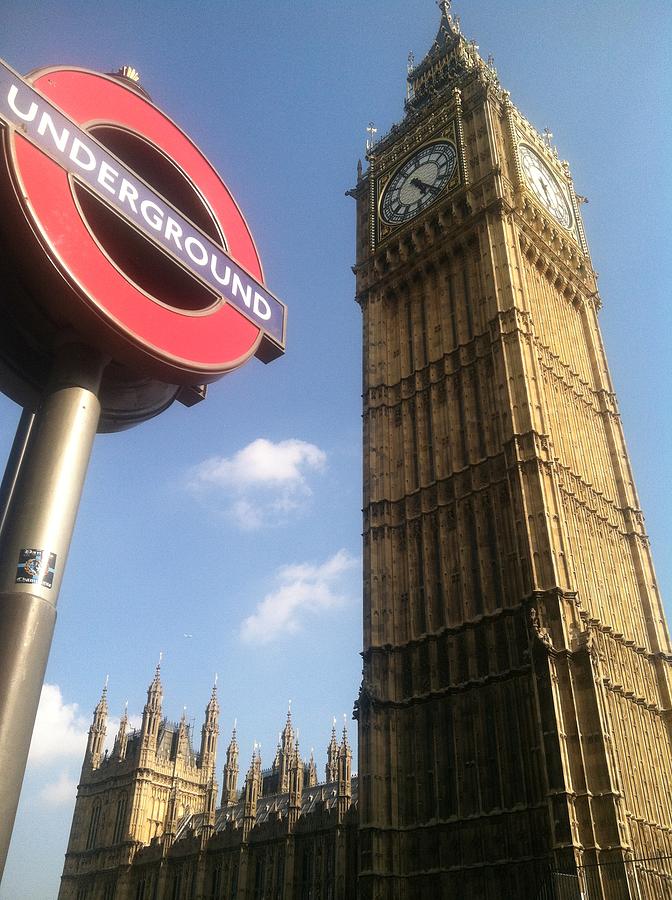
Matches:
[374,120,462,244]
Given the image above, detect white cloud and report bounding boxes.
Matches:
[28,684,89,766]
[27,684,141,768]
[240,549,358,644]
[188,438,327,529]
[39,771,79,808]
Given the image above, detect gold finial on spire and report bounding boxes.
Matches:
[366,122,377,153]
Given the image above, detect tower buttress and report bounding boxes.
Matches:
[203,774,217,838]
[337,720,352,822]
[288,738,304,829]
[163,785,179,845]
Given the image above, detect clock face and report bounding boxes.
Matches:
[380,141,457,225]
[519,144,573,230]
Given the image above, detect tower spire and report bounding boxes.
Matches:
[437,0,451,20]
[404,0,490,113]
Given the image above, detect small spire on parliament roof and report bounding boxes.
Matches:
[146,653,163,699]
[94,678,109,718]
[116,703,128,737]
[206,677,219,717]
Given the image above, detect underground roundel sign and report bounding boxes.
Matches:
[0,58,286,384]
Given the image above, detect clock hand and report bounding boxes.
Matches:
[410,176,429,195]
[410,177,442,196]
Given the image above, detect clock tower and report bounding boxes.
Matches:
[351,5,672,899]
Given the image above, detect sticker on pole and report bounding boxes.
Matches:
[0,58,287,384]
[15,549,57,588]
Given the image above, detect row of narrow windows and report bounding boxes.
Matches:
[366,489,525,641]
[365,358,505,501]
[85,793,127,850]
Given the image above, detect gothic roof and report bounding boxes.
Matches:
[176,777,358,839]
[405,6,492,115]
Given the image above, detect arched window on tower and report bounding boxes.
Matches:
[86,800,102,850]
[113,791,128,844]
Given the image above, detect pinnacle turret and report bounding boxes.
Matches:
[243,743,262,838]
[85,678,109,768]
[337,716,352,821]
[140,659,163,755]
[113,701,129,760]
[200,679,220,771]
[281,700,294,751]
[147,658,162,707]
[221,723,240,806]
[326,717,339,782]
[307,749,318,787]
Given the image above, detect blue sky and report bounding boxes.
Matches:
[1,2,671,897]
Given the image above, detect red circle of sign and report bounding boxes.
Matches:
[9,67,263,381]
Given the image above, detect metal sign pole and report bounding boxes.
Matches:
[0,408,35,542]
[0,341,105,880]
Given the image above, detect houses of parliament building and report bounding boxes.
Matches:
[60,4,672,899]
